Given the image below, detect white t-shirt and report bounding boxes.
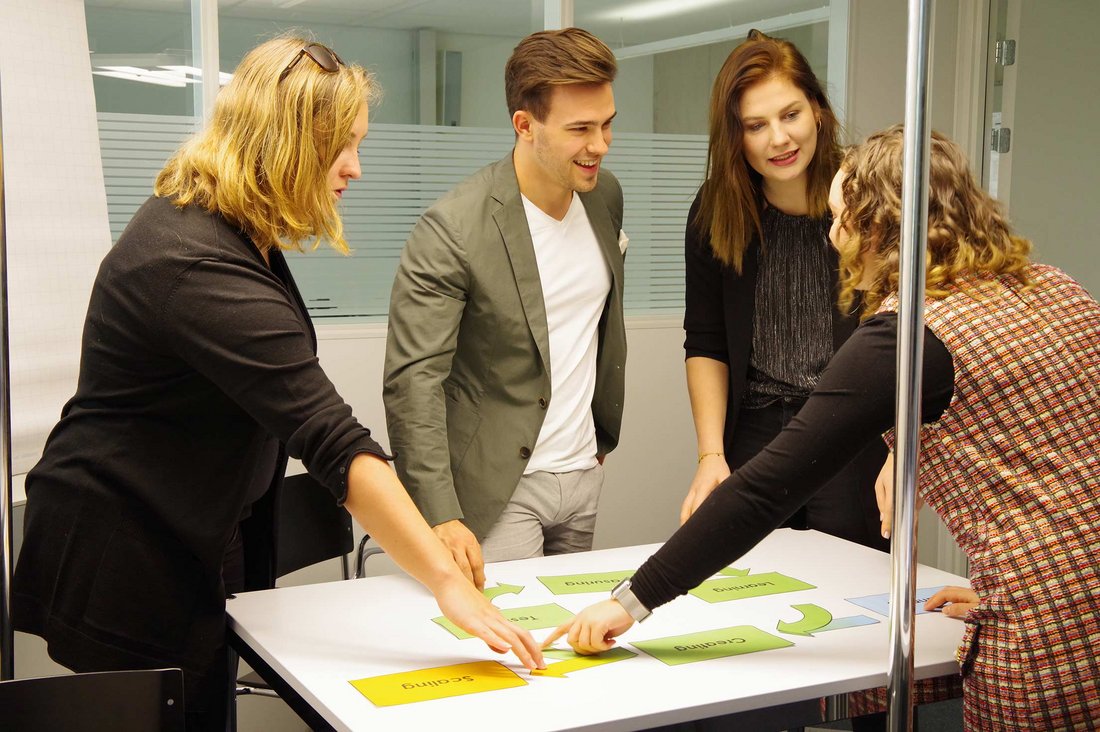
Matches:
[521,192,612,475]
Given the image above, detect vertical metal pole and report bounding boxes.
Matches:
[544,0,574,30]
[888,0,935,729]
[0,66,15,682]
[191,0,220,123]
[826,0,850,126]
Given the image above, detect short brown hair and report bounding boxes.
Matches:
[505,27,617,121]
[694,30,841,273]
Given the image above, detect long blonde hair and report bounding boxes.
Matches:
[155,35,377,253]
[694,30,841,273]
[837,126,1033,317]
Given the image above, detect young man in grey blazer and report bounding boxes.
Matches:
[384,27,627,588]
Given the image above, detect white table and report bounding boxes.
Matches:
[227,529,967,731]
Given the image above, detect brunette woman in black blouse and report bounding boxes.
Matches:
[13,35,542,731]
[681,31,889,555]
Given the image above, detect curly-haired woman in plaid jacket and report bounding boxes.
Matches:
[549,126,1100,730]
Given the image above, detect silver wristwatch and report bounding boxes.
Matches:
[610,578,652,623]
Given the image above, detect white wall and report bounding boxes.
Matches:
[308,318,695,555]
[846,0,960,140]
[998,0,1099,295]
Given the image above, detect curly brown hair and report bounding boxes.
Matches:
[837,125,1033,317]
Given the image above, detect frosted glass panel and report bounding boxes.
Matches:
[98,115,705,320]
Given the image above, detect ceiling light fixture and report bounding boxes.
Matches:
[92,65,234,88]
[593,0,733,23]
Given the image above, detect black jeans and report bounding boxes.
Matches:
[730,397,890,553]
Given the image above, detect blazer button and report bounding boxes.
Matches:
[538,397,548,409]
[519,446,532,459]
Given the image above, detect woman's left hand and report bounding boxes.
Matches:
[874,451,924,540]
[541,600,635,655]
[924,585,979,619]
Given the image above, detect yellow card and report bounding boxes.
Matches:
[349,661,526,706]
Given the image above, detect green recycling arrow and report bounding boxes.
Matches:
[718,566,750,577]
[482,583,524,603]
[776,603,833,636]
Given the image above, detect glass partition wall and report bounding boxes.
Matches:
[85,0,847,320]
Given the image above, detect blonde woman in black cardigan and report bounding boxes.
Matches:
[14,35,542,731]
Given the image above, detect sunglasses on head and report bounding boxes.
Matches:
[279,42,344,83]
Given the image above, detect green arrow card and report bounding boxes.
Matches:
[633,626,793,666]
[536,570,634,595]
[433,603,574,640]
[690,572,815,603]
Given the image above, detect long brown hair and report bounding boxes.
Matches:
[694,30,840,272]
[837,126,1033,317]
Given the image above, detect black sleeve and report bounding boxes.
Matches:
[631,314,956,611]
[160,256,387,504]
[683,191,729,363]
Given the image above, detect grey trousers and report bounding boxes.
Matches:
[480,463,603,562]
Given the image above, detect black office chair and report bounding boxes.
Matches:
[0,668,185,732]
[272,471,355,581]
[235,472,353,700]
[235,471,383,709]
[354,533,385,578]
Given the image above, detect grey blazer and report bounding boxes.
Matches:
[383,154,627,540]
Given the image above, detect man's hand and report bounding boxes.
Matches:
[680,455,730,525]
[924,586,979,619]
[433,520,485,590]
[541,599,635,655]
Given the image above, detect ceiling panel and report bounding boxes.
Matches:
[84,0,829,45]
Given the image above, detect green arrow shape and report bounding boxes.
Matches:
[776,603,833,636]
[532,647,637,677]
[482,583,524,603]
[718,566,750,577]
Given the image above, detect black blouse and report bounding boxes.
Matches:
[683,191,861,455]
[633,314,956,611]
[744,206,836,407]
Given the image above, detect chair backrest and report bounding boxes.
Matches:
[275,472,354,578]
[0,667,185,732]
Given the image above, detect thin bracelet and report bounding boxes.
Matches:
[697,451,725,464]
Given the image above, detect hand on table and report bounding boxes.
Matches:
[541,600,635,656]
[924,586,979,619]
[680,455,730,525]
[433,519,485,590]
[434,574,545,670]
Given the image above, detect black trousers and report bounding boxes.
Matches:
[182,525,246,732]
[729,398,890,554]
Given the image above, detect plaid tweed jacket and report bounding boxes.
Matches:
[882,264,1100,730]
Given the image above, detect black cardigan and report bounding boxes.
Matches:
[683,191,859,459]
[13,196,388,676]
